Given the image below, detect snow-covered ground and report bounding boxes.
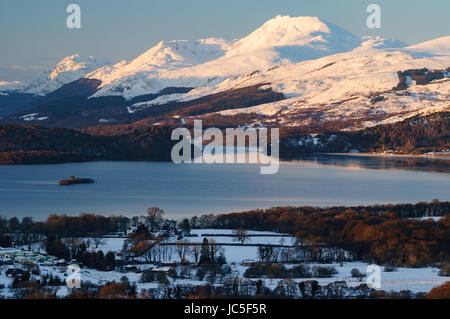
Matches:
[188,229,293,245]
[86,237,126,253]
[1,228,448,298]
[231,261,447,293]
[88,229,294,254]
[409,216,443,222]
[1,254,445,297]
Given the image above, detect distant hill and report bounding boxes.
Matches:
[0,124,175,164]
[0,111,448,165]
[280,112,450,156]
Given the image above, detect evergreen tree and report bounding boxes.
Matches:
[199,238,211,264]
[181,218,191,234]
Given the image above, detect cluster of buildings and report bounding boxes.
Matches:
[0,248,57,267]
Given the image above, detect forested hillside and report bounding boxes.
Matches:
[0,124,174,164]
[191,201,450,266]
[1,111,448,164]
[280,112,450,156]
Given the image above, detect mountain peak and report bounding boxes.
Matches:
[49,54,107,80]
[131,38,231,68]
[228,15,361,57]
[88,16,363,98]
[261,15,331,35]
[86,38,232,93]
[360,36,406,49]
[23,55,108,95]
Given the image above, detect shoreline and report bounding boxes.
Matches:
[324,152,450,160]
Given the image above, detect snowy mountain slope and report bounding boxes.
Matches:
[146,37,447,103]
[87,38,231,98]
[170,41,450,130]
[21,55,108,96]
[0,16,408,101]
[1,16,448,131]
[203,48,449,100]
[89,16,366,99]
[405,36,450,56]
[0,81,24,93]
[360,36,406,49]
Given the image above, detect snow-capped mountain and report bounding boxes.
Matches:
[89,16,365,99]
[87,38,232,98]
[227,15,361,58]
[181,36,450,130]
[20,54,108,96]
[0,15,409,100]
[1,16,448,131]
[0,81,24,94]
[111,30,447,131]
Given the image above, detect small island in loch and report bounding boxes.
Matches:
[59,176,95,185]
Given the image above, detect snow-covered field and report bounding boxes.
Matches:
[1,256,445,297]
[89,229,294,253]
[409,216,443,222]
[186,229,294,245]
[1,228,448,298]
[270,262,446,294]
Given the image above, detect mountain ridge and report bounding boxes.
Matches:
[0,16,449,132]
[12,54,109,96]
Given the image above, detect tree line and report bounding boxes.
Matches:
[280,111,449,156]
[0,124,175,164]
[1,202,449,267]
[187,201,450,267]
[45,235,115,271]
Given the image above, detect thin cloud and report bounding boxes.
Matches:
[8,65,46,71]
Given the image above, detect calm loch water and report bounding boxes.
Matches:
[0,155,449,220]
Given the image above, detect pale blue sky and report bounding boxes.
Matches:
[1,0,449,82]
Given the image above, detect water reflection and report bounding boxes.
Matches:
[285,154,450,173]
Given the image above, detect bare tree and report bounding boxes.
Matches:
[208,238,223,263]
[232,228,249,245]
[146,207,165,232]
[64,237,83,257]
[191,245,201,264]
[132,240,154,263]
[176,239,191,263]
[93,236,105,249]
